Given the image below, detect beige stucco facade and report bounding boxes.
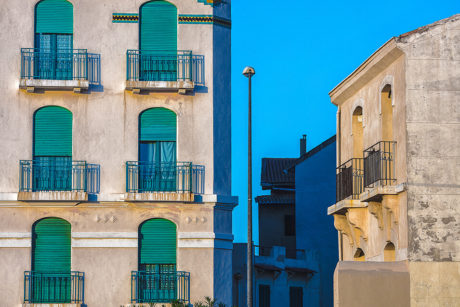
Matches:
[0,0,235,306]
[328,15,460,306]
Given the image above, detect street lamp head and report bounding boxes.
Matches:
[242,66,255,78]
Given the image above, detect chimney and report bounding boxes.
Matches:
[300,135,307,156]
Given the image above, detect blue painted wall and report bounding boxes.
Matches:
[295,138,337,307]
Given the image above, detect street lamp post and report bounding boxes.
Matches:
[243,66,255,307]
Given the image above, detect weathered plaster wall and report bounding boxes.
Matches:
[409,261,460,306]
[396,15,460,262]
[295,138,337,307]
[0,202,235,306]
[0,0,235,306]
[0,0,231,197]
[333,261,410,307]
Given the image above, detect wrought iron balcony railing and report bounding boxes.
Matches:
[336,158,364,202]
[20,48,101,85]
[131,271,190,304]
[19,160,100,194]
[363,141,396,188]
[24,271,85,304]
[126,50,205,86]
[126,161,205,194]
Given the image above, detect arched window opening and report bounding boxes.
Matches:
[381,84,393,141]
[352,106,363,159]
[138,108,177,192]
[138,218,177,302]
[354,248,365,261]
[35,0,74,79]
[31,217,71,302]
[384,242,396,262]
[33,106,73,191]
[139,1,178,81]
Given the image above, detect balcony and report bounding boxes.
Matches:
[130,271,190,304]
[24,271,85,304]
[126,50,205,94]
[336,158,364,202]
[18,160,100,201]
[361,141,400,201]
[126,162,204,202]
[20,48,101,93]
[254,246,315,278]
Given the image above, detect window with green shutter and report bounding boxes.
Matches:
[35,0,74,79]
[139,1,177,81]
[139,218,177,267]
[32,217,71,303]
[138,108,177,191]
[33,106,73,191]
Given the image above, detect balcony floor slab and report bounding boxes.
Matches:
[126,80,194,93]
[22,304,81,307]
[125,192,194,202]
[328,199,367,215]
[359,183,405,202]
[18,191,88,202]
[20,79,89,92]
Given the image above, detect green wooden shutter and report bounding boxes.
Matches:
[140,108,176,142]
[33,218,71,272]
[34,106,72,157]
[140,219,176,264]
[35,0,73,34]
[140,1,177,51]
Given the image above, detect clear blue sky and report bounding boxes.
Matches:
[230,0,460,243]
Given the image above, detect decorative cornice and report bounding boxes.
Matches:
[179,15,231,28]
[112,13,139,23]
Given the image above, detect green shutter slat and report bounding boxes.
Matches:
[140,108,176,142]
[33,218,71,273]
[140,219,176,264]
[35,0,73,34]
[140,1,177,51]
[34,106,72,157]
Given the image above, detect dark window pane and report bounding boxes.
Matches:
[285,215,296,236]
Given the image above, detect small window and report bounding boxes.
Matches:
[284,215,296,236]
[259,285,270,307]
[290,287,303,307]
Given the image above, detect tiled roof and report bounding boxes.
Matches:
[255,194,295,205]
[260,158,297,188]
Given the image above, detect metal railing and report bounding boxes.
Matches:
[19,160,100,194]
[20,48,101,84]
[336,158,364,202]
[126,161,205,194]
[363,141,396,188]
[131,271,190,304]
[24,271,85,304]
[127,50,205,86]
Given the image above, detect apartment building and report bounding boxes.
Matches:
[0,0,235,306]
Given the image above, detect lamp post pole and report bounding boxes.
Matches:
[243,66,255,307]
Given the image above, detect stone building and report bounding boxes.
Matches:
[0,0,235,306]
[328,14,460,306]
